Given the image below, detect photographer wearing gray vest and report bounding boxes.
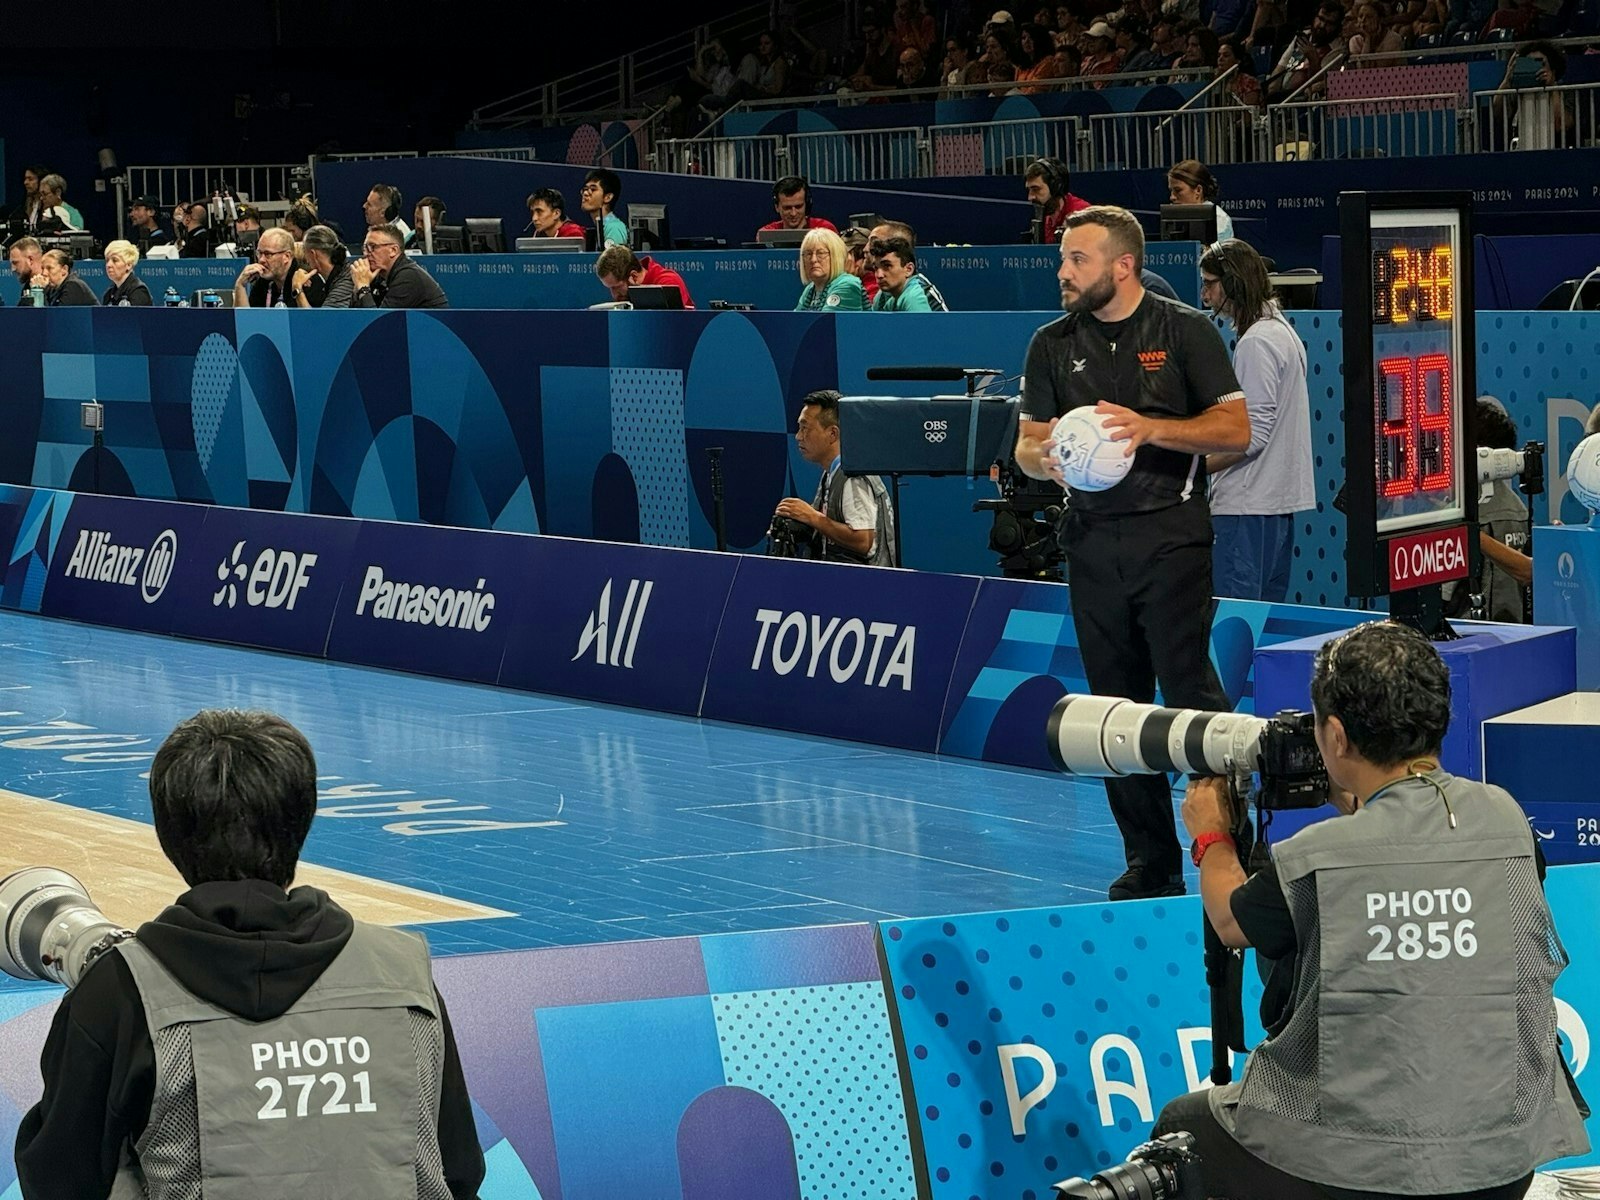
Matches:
[14,710,485,1200]
[773,389,897,567]
[1157,621,1588,1200]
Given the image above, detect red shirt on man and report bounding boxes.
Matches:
[543,221,586,239]
[1042,194,1093,245]
[637,257,695,308]
[758,216,839,233]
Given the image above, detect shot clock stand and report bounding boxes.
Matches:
[1339,190,1479,640]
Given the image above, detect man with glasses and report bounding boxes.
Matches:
[233,228,311,308]
[351,223,449,309]
[580,169,629,251]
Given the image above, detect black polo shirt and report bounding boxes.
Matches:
[103,276,154,307]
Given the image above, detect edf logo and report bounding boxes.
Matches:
[213,541,319,611]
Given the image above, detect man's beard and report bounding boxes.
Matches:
[1060,267,1116,313]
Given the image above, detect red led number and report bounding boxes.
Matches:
[1376,354,1454,498]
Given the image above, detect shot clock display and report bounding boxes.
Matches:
[1341,193,1476,602]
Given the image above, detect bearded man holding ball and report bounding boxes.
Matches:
[1014,205,1251,902]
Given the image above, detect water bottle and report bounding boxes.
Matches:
[29,279,44,307]
[164,286,180,308]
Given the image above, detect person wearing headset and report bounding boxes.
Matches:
[1198,238,1314,603]
[362,182,413,247]
[758,176,838,236]
[1023,158,1090,245]
[1168,159,1234,242]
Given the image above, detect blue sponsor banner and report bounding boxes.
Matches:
[881,897,1265,1200]
[38,493,209,635]
[499,540,738,716]
[1535,525,1600,690]
[327,521,536,684]
[702,558,979,753]
[0,484,44,612]
[166,507,360,657]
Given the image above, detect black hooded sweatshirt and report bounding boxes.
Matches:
[13,880,485,1200]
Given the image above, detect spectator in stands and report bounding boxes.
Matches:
[352,224,449,308]
[1175,26,1220,73]
[750,31,791,98]
[234,205,263,234]
[581,169,629,250]
[868,220,950,309]
[37,175,83,232]
[39,250,97,306]
[941,37,987,93]
[9,237,42,304]
[989,61,1023,93]
[1268,1,1343,98]
[1081,22,1123,78]
[1116,16,1163,72]
[1151,17,1187,63]
[1495,42,1573,148]
[1209,0,1253,38]
[1481,0,1539,37]
[1407,0,1450,37]
[848,9,900,91]
[363,183,412,246]
[1348,2,1403,54]
[527,188,586,240]
[776,389,896,565]
[234,228,311,308]
[762,177,838,234]
[845,229,879,303]
[1055,43,1085,79]
[296,225,356,309]
[17,166,45,230]
[1448,0,1499,36]
[282,201,318,242]
[178,203,215,259]
[871,237,934,311]
[796,228,867,311]
[894,0,938,52]
[127,196,170,249]
[1168,159,1234,240]
[1025,158,1091,244]
[1016,23,1062,87]
[898,45,936,89]
[1217,35,1265,106]
[101,241,153,307]
[413,196,446,245]
[594,245,695,308]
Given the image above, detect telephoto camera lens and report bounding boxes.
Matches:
[0,867,132,988]
[1047,694,1269,778]
[1052,1131,1206,1200]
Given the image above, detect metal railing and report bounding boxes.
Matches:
[787,125,927,183]
[1088,99,1261,171]
[1472,79,1600,151]
[653,134,787,177]
[426,147,539,161]
[321,150,420,161]
[1268,91,1462,161]
[728,65,1212,111]
[931,116,1083,177]
[126,163,306,208]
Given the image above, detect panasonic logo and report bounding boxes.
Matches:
[573,578,653,668]
[354,566,495,631]
[64,528,178,603]
[751,609,915,690]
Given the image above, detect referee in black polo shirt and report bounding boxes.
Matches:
[1016,206,1250,901]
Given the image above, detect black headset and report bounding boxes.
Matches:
[1028,158,1071,204]
[773,175,812,215]
[376,184,402,222]
[1203,238,1249,306]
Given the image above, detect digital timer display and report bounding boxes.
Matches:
[1368,213,1465,536]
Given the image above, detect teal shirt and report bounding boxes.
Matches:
[871,276,932,312]
[599,213,629,248]
[795,274,866,312]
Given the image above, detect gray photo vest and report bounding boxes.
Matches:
[113,922,453,1200]
[1212,772,1589,1193]
[813,467,896,567]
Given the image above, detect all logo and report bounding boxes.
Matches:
[573,578,654,669]
[213,540,318,610]
[62,527,178,604]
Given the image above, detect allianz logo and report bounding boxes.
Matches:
[213,540,318,611]
[573,578,654,669]
[751,609,915,690]
[353,566,495,631]
[63,528,178,604]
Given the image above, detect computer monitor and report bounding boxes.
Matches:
[464,218,506,254]
[756,228,809,248]
[1159,202,1218,244]
[39,233,97,262]
[626,284,683,310]
[628,203,672,252]
[515,236,586,253]
[427,224,466,254]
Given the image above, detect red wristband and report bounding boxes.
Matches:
[1190,832,1235,868]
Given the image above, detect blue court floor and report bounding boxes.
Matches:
[0,610,1180,962]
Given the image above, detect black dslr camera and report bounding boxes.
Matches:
[766,515,820,558]
[1256,710,1329,811]
[1053,1131,1205,1200]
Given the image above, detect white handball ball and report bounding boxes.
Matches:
[1568,433,1600,514]
[1048,406,1134,492]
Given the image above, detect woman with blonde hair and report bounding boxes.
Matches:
[794,227,865,311]
[101,240,153,306]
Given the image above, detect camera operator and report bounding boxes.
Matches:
[1445,395,1531,622]
[1156,621,1588,1200]
[14,709,485,1200]
[773,388,896,566]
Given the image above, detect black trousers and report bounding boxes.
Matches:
[1061,500,1233,876]
[1154,1089,1535,1200]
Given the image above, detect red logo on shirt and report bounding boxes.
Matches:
[1137,351,1168,373]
